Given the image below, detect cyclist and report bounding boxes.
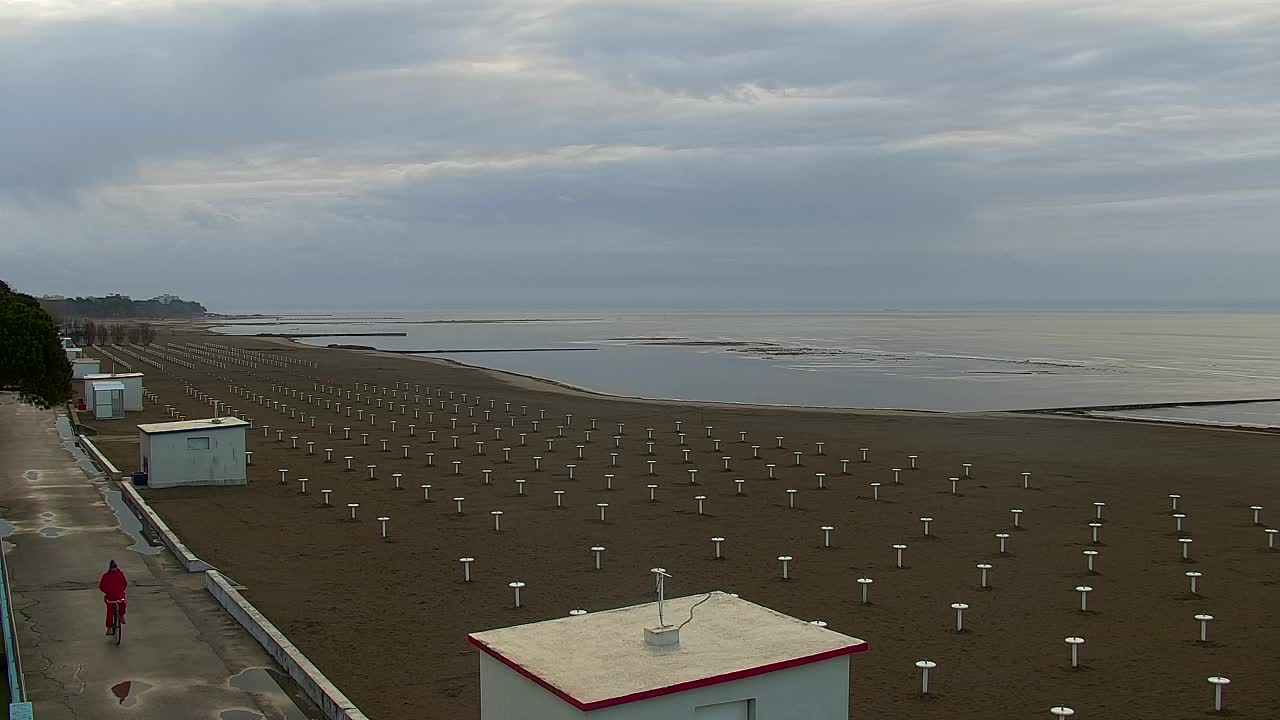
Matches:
[99,559,127,634]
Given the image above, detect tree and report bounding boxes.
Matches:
[38,293,208,319]
[0,280,72,408]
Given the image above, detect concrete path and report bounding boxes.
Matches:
[0,398,319,720]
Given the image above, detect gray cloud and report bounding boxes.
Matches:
[1,1,1278,310]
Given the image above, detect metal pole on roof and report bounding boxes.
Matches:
[651,568,671,627]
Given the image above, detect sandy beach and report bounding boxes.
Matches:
[80,328,1280,720]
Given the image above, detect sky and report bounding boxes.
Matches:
[1,0,1278,312]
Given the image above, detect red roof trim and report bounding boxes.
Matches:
[468,634,868,712]
[469,635,589,709]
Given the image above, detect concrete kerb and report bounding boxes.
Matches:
[206,571,370,720]
[75,433,120,482]
[117,481,211,572]
[66,403,88,435]
[91,448,368,719]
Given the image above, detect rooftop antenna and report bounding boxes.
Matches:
[651,568,672,627]
[646,568,681,647]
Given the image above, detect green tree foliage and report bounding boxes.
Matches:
[40,293,206,319]
[0,280,72,408]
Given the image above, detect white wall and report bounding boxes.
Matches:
[480,653,850,720]
[143,426,247,488]
[595,657,849,720]
[480,654,585,720]
[88,382,124,419]
[80,374,142,410]
[139,431,151,473]
[120,375,144,411]
[72,359,101,379]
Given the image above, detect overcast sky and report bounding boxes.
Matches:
[2,0,1278,312]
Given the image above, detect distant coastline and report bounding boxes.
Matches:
[206,326,1280,433]
[204,311,1280,427]
[207,316,601,325]
[326,344,595,354]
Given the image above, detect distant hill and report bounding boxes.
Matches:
[39,293,207,320]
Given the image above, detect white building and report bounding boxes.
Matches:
[85,378,126,419]
[468,591,867,720]
[71,357,102,379]
[82,372,144,412]
[137,417,249,488]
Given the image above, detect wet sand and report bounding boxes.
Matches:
[81,329,1280,720]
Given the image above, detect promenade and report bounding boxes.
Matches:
[0,398,316,720]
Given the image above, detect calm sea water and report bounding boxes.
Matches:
[211,312,1280,421]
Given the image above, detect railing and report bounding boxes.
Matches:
[1,534,31,717]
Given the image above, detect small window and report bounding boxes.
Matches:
[186,436,211,450]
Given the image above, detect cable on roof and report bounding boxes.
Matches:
[678,593,714,630]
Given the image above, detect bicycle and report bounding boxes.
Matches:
[107,598,125,645]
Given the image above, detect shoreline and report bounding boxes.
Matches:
[213,327,1280,432]
[229,332,951,418]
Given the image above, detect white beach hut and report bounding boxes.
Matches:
[468,591,867,720]
[137,417,249,488]
[71,357,102,379]
[82,372,144,412]
[85,378,126,419]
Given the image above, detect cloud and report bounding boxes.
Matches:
[1,0,1279,309]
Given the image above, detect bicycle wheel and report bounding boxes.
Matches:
[113,613,122,646]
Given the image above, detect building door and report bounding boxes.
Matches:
[695,699,754,720]
[95,389,124,418]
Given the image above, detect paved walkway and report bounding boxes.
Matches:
[0,398,317,720]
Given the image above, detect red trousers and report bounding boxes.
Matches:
[105,600,127,628]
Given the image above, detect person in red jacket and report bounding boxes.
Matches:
[99,559,127,633]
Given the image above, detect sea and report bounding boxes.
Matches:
[210,311,1280,427]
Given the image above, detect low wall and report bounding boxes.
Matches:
[117,482,210,572]
[72,426,367,720]
[206,571,370,720]
[66,403,90,436]
[75,434,120,482]
[2,534,32,720]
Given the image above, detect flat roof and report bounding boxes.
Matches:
[83,372,145,379]
[137,417,249,435]
[468,591,867,711]
[91,381,126,391]
[72,358,101,364]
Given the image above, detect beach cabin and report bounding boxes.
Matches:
[468,591,867,720]
[85,378,126,419]
[71,357,101,379]
[82,373,144,412]
[64,346,83,361]
[137,417,248,488]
